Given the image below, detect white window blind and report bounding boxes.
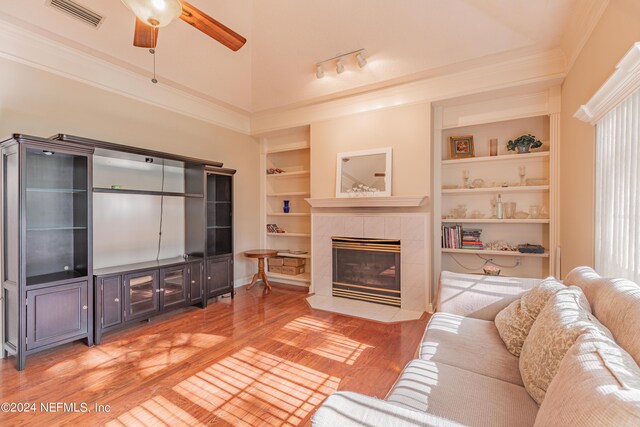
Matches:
[595,87,640,282]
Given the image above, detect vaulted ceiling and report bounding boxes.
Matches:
[0,0,603,114]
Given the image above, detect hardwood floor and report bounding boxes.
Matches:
[0,284,430,426]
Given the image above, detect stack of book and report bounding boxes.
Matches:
[462,228,484,250]
[442,224,462,248]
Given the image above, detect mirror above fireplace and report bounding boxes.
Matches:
[336,147,392,198]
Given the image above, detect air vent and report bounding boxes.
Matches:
[46,0,105,29]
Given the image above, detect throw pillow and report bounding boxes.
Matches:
[534,333,640,426]
[519,286,612,405]
[495,277,565,357]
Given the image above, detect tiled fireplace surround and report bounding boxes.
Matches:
[312,213,429,313]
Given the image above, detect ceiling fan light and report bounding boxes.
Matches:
[356,51,367,68]
[336,58,345,74]
[121,0,182,27]
[316,64,325,79]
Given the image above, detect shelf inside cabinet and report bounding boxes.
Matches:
[266,170,310,178]
[93,187,203,198]
[267,232,311,238]
[26,270,87,287]
[267,212,310,217]
[441,218,550,224]
[442,185,549,194]
[267,191,311,197]
[266,271,311,283]
[27,188,87,193]
[442,151,549,166]
[27,226,88,231]
[441,248,549,258]
[276,252,310,259]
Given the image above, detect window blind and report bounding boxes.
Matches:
[595,87,640,282]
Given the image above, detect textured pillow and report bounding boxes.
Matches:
[495,277,565,357]
[535,333,640,426]
[519,286,612,405]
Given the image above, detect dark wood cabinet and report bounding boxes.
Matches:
[207,255,233,298]
[188,261,204,304]
[97,275,123,329]
[160,265,188,309]
[124,270,160,321]
[1,135,93,370]
[26,281,89,350]
[205,169,235,299]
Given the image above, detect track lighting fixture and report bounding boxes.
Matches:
[315,48,367,79]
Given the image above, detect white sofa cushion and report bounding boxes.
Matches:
[565,266,640,366]
[495,277,565,357]
[386,359,538,427]
[437,271,541,321]
[520,286,612,405]
[534,333,640,426]
[419,312,522,385]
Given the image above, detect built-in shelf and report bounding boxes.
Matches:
[267,212,310,217]
[267,232,311,238]
[26,188,87,193]
[442,248,549,258]
[265,144,310,155]
[442,218,550,224]
[267,191,311,197]
[267,271,311,283]
[305,195,428,208]
[276,252,310,259]
[93,188,204,198]
[442,151,549,166]
[27,226,87,231]
[266,170,310,178]
[442,185,549,194]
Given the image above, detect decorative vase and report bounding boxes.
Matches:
[283,200,290,213]
[516,145,531,154]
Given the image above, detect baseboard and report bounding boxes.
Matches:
[233,275,253,288]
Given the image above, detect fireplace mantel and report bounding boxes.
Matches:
[305,195,428,208]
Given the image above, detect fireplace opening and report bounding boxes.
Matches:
[332,237,400,307]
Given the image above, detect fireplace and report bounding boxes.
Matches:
[332,237,401,307]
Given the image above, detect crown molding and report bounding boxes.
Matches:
[561,0,609,72]
[575,42,640,124]
[0,20,251,134]
[251,48,566,135]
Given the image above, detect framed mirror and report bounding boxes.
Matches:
[336,147,392,197]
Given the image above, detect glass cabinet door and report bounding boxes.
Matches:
[161,266,187,309]
[124,271,159,320]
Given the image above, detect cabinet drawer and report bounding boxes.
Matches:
[26,281,89,350]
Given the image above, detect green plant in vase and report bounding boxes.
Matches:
[507,134,543,154]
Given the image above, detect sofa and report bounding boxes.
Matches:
[312,267,640,426]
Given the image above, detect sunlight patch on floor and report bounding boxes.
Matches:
[105,396,204,427]
[45,333,225,387]
[173,346,341,426]
[272,315,373,365]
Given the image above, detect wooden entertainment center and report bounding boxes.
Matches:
[1,133,235,370]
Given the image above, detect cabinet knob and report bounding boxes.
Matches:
[191,280,196,284]
[207,277,211,280]
[82,305,88,310]
[160,288,165,292]
[156,289,162,293]
[114,298,119,302]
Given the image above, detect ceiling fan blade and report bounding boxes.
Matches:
[133,18,159,48]
[179,1,246,51]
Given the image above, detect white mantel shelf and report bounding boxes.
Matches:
[305,196,428,208]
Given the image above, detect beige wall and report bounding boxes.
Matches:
[560,0,640,276]
[310,103,431,198]
[0,58,260,283]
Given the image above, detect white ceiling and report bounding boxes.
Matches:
[0,0,594,113]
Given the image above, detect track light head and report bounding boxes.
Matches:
[336,58,345,74]
[356,51,367,68]
[316,64,325,79]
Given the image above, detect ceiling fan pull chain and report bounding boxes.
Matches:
[150,48,158,84]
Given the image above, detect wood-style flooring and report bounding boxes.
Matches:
[0,284,431,426]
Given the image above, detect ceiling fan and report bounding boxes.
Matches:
[121,0,246,51]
